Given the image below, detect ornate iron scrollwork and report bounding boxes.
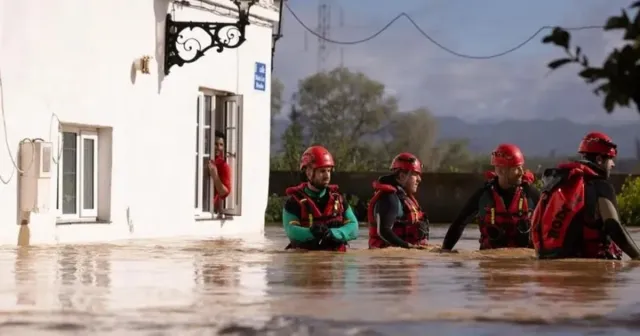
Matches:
[164,14,249,75]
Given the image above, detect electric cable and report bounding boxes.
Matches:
[0,67,64,185]
[285,3,604,59]
[0,68,36,184]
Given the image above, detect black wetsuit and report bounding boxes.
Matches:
[371,175,428,248]
[442,182,540,250]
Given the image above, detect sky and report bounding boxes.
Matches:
[272,0,640,125]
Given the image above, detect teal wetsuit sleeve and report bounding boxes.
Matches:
[329,205,359,242]
[282,208,315,242]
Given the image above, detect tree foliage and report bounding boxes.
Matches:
[618,176,640,225]
[384,108,438,167]
[270,78,285,145]
[432,139,476,172]
[293,67,399,171]
[272,105,306,171]
[271,77,285,117]
[274,66,481,172]
[542,1,640,113]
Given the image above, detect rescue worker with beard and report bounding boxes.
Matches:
[282,146,359,252]
[367,153,430,249]
[441,144,540,251]
[531,132,640,260]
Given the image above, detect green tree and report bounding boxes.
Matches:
[542,1,640,113]
[384,108,439,169]
[293,67,398,171]
[618,176,640,225]
[270,78,285,145]
[432,139,475,172]
[274,105,306,171]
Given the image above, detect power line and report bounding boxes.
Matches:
[285,3,604,60]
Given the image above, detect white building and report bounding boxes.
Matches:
[0,0,280,245]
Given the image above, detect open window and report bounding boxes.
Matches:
[195,90,243,218]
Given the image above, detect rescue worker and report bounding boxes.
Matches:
[367,153,430,249]
[531,132,640,260]
[282,146,359,252]
[441,144,540,251]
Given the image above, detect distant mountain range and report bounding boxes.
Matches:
[271,116,640,158]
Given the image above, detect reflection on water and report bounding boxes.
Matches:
[362,257,422,296]
[288,253,341,290]
[0,227,639,335]
[193,240,241,287]
[57,245,111,311]
[472,259,636,315]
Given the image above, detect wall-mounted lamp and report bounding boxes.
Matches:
[133,56,154,74]
[164,0,258,76]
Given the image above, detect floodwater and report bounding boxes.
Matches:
[1,226,640,335]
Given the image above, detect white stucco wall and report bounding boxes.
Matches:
[0,0,278,245]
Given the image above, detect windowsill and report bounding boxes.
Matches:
[195,213,235,222]
[56,218,112,225]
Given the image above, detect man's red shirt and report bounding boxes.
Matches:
[212,155,231,211]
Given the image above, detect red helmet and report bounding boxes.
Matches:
[299,145,335,170]
[578,131,617,158]
[491,144,524,167]
[390,152,423,174]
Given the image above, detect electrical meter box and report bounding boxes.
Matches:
[19,141,53,214]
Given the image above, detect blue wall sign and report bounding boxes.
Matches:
[254,62,266,91]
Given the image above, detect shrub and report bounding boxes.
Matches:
[265,194,287,223]
[618,176,640,226]
[346,194,359,209]
[532,178,544,190]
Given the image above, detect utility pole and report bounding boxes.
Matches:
[339,6,344,67]
[316,0,331,72]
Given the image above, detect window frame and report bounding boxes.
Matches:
[195,92,215,218]
[194,90,243,219]
[56,127,99,221]
[221,95,243,216]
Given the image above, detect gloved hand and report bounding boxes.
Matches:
[486,226,508,246]
[417,220,430,240]
[324,219,345,229]
[309,223,329,240]
[602,242,623,260]
[516,219,531,234]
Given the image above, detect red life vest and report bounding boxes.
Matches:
[285,183,347,252]
[366,180,427,248]
[530,162,622,259]
[478,173,532,249]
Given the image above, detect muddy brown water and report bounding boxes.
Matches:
[1,225,640,335]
